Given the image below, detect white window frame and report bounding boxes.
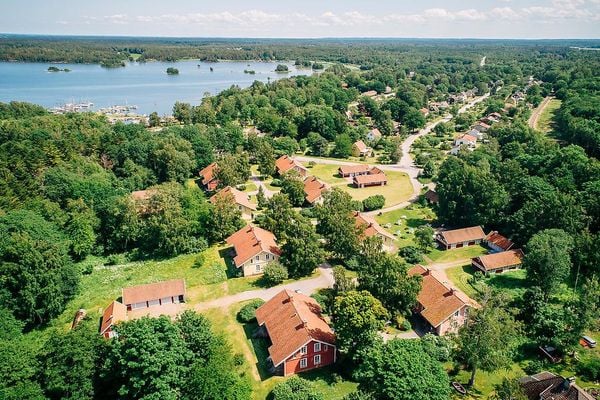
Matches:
[255,255,260,261]
[300,345,307,355]
[314,342,321,352]
[300,358,307,368]
[314,355,321,365]
[255,264,262,273]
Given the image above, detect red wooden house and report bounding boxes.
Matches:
[255,290,336,376]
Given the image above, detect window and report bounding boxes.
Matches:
[314,342,321,352]
[300,358,307,368]
[255,255,260,261]
[255,264,262,273]
[314,355,321,365]
[454,310,460,317]
[300,345,307,355]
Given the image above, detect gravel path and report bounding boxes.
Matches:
[528,96,553,130]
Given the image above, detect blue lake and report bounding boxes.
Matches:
[0,60,313,115]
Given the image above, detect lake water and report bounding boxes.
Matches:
[0,60,313,115]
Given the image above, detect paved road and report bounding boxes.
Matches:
[480,56,486,67]
[194,265,334,311]
[249,175,276,199]
[528,96,553,130]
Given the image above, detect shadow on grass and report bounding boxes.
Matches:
[242,321,274,381]
[487,272,527,292]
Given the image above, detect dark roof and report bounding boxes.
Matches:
[520,372,595,400]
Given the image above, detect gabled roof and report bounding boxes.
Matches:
[519,371,595,400]
[353,140,370,153]
[131,189,158,202]
[408,265,472,328]
[456,133,477,143]
[275,155,306,175]
[226,225,281,267]
[100,300,128,335]
[473,249,524,272]
[122,279,186,306]
[438,226,486,245]
[353,211,395,241]
[367,128,382,139]
[303,176,328,204]
[354,173,387,185]
[210,186,257,211]
[362,90,378,97]
[486,231,514,251]
[199,163,217,184]
[338,164,371,176]
[255,289,335,367]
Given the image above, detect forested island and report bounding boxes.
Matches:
[0,37,599,400]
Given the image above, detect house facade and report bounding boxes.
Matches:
[454,133,477,147]
[303,176,329,205]
[275,155,308,177]
[409,265,474,336]
[225,225,281,276]
[353,172,387,188]
[352,140,372,157]
[210,186,257,220]
[366,128,382,142]
[255,290,336,376]
[338,164,371,178]
[436,226,486,250]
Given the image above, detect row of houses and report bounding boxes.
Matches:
[450,112,500,155]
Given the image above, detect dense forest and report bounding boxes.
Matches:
[0,39,599,399]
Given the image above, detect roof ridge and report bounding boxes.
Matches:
[288,291,313,337]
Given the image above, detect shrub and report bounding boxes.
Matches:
[237,299,265,323]
[576,354,600,381]
[192,253,206,269]
[398,246,424,264]
[270,179,282,187]
[263,262,288,286]
[523,359,547,375]
[272,376,324,400]
[233,353,245,366]
[362,195,386,211]
[105,253,127,266]
[351,200,364,212]
[236,184,247,191]
[468,270,484,285]
[401,319,412,331]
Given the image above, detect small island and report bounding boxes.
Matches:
[47,66,71,73]
[275,64,289,73]
[312,62,325,70]
[166,67,179,75]
[243,69,256,75]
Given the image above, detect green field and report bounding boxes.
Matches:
[306,163,349,184]
[204,302,359,400]
[337,171,413,206]
[374,205,436,248]
[445,265,528,301]
[536,98,562,133]
[425,245,487,264]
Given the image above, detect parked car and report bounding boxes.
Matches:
[581,335,597,348]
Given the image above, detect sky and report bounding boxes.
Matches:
[2,0,600,39]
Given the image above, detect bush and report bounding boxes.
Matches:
[400,319,412,331]
[398,246,424,264]
[236,184,247,191]
[468,270,485,285]
[270,179,282,187]
[523,359,547,375]
[233,353,245,366]
[272,376,324,400]
[237,299,265,323]
[351,200,364,212]
[105,253,127,266]
[263,262,288,286]
[576,354,600,381]
[362,195,386,211]
[192,253,206,269]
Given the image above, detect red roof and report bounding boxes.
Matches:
[408,265,473,328]
[438,226,486,245]
[486,231,514,251]
[226,225,281,266]
[121,279,186,306]
[199,163,218,188]
[354,173,387,185]
[473,249,524,272]
[255,289,335,366]
[210,186,257,210]
[303,176,328,204]
[338,164,371,176]
[353,211,395,241]
[275,155,306,175]
[353,140,370,153]
[100,300,127,336]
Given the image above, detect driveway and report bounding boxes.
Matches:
[194,264,334,311]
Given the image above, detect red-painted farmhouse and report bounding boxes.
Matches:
[255,290,336,376]
[436,226,486,249]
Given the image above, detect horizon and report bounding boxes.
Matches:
[2,0,600,39]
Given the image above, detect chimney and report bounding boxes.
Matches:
[302,319,308,328]
[423,268,430,276]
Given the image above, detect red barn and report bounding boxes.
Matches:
[255,290,336,376]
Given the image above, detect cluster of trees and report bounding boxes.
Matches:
[0,309,250,400]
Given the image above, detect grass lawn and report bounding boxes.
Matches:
[204,302,358,400]
[49,245,271,332]
[445,265,528,301]
[537,98,562,133]
[425,245,487,264]
[447,362,526,399]
[307,163,349,185]
[374,205,436,248]
[338,171,413,206]
[241,181,258,193]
